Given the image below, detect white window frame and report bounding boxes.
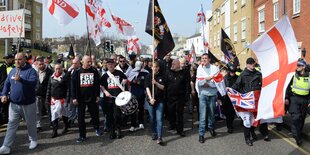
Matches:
[241,18,246,40]
[234,22,238,42]
[241,0,246,7]
[273,1,279,21]
[214,33,217,47]
[258,7,265,33]
[293,0,300,15]
[234,0,238,12]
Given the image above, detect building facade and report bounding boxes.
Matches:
[209,0,254,68]
[253,0,310,62]
[9,0,43,47]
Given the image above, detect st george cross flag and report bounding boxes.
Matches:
[127,36,141,54]
[196,6,206,24]
[85,0,111,46]
[227,88,255,110]
[250,16,299,120]
[111,14,135,36]
[189,44,196,63]
[213,72,226,96]
[43,0,79,25]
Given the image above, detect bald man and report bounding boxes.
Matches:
[165,59,190,137]
[0,53,38,154]
[71,55,101,143]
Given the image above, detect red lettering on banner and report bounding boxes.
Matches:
[49,0,78,18]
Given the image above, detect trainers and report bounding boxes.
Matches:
[96,129,103,136]
[0,145,10,154]
[157,138,163,145]
[129,126,135,132]
[29,141,38,150]
[76,137,86,143]
[139,124,144,130]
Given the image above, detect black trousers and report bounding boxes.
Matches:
[77,101,100,138]
[289,95,308,140]
[0,101,9,124]
[259,123,269,136]
[222,95,235,129]
[52,116,69,130]
[167,96,185,132]
[104,98,122,132]
[130,95,145,127]
[244,126,255,140]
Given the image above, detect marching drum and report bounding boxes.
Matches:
[115,91,138,115]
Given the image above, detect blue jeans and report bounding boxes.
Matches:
[198,95,216,136]
[147,102,164,138]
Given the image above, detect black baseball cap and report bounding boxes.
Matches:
[246,58,256,65]
[3,54,14,59]
[26,49,31,53]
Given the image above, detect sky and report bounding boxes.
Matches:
[43,0,212,45]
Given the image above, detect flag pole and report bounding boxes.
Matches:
[84,0,92,57]
[17,0,27,54]
[200,4,207,54]
[152,0,155,98]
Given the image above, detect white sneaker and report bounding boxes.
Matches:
[129,126,135,132]
[139,124,144,130]
[29,141,38,150]
[0,145,10,154]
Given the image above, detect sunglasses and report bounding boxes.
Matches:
[297,64,305,67]
[119,61,125,63]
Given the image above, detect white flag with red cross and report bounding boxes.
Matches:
[127,36,141,54]
[43,0,79,25]
[85,0,111,46]
[250,16,299,120]
[111,14,135,36]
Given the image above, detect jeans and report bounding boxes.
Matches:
[3,103,37,147]
[68,99,77,122]
[198,95,216,136]
[36,96,46,128]
[147,102,164,138]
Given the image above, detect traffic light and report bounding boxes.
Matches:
[12,45,16,53]
[105,40,111,51]
[110,44,114,53]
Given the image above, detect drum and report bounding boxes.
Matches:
[115,91,138,115]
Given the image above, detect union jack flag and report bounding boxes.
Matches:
[227,88,255,110]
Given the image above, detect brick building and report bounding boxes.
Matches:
[253,0,310,62]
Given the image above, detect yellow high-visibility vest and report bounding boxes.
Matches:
[291,74,310,95]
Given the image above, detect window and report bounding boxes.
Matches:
[36,32,41,40]
[36,19,41,28]
[36,5,41,14]
[258,9,265,33]
[214,33,217,47]
[209,37,212,48]
[217,32,220,47]
[214,15,216,26]
[234,0,237,12]
[241,19,246,40]
[234,23,238,42]
[217,11,220,23]
[273,2,279,21]
[293,0,300,15]
[241,0,246,7]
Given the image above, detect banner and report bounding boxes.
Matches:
[0,10,24,38]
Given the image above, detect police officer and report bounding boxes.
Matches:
[0,54,15,125]
[285,59,310,145]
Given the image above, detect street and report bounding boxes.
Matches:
[0,112,309,155]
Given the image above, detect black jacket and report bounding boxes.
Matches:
[232,68,262,93]
[224,73,239,88]
[165,69,190,98]
[35,67,54,97]
[46,72,70,104]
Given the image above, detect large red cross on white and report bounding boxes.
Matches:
[262,27,297,118]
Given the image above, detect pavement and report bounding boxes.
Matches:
[283,114,310,141]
